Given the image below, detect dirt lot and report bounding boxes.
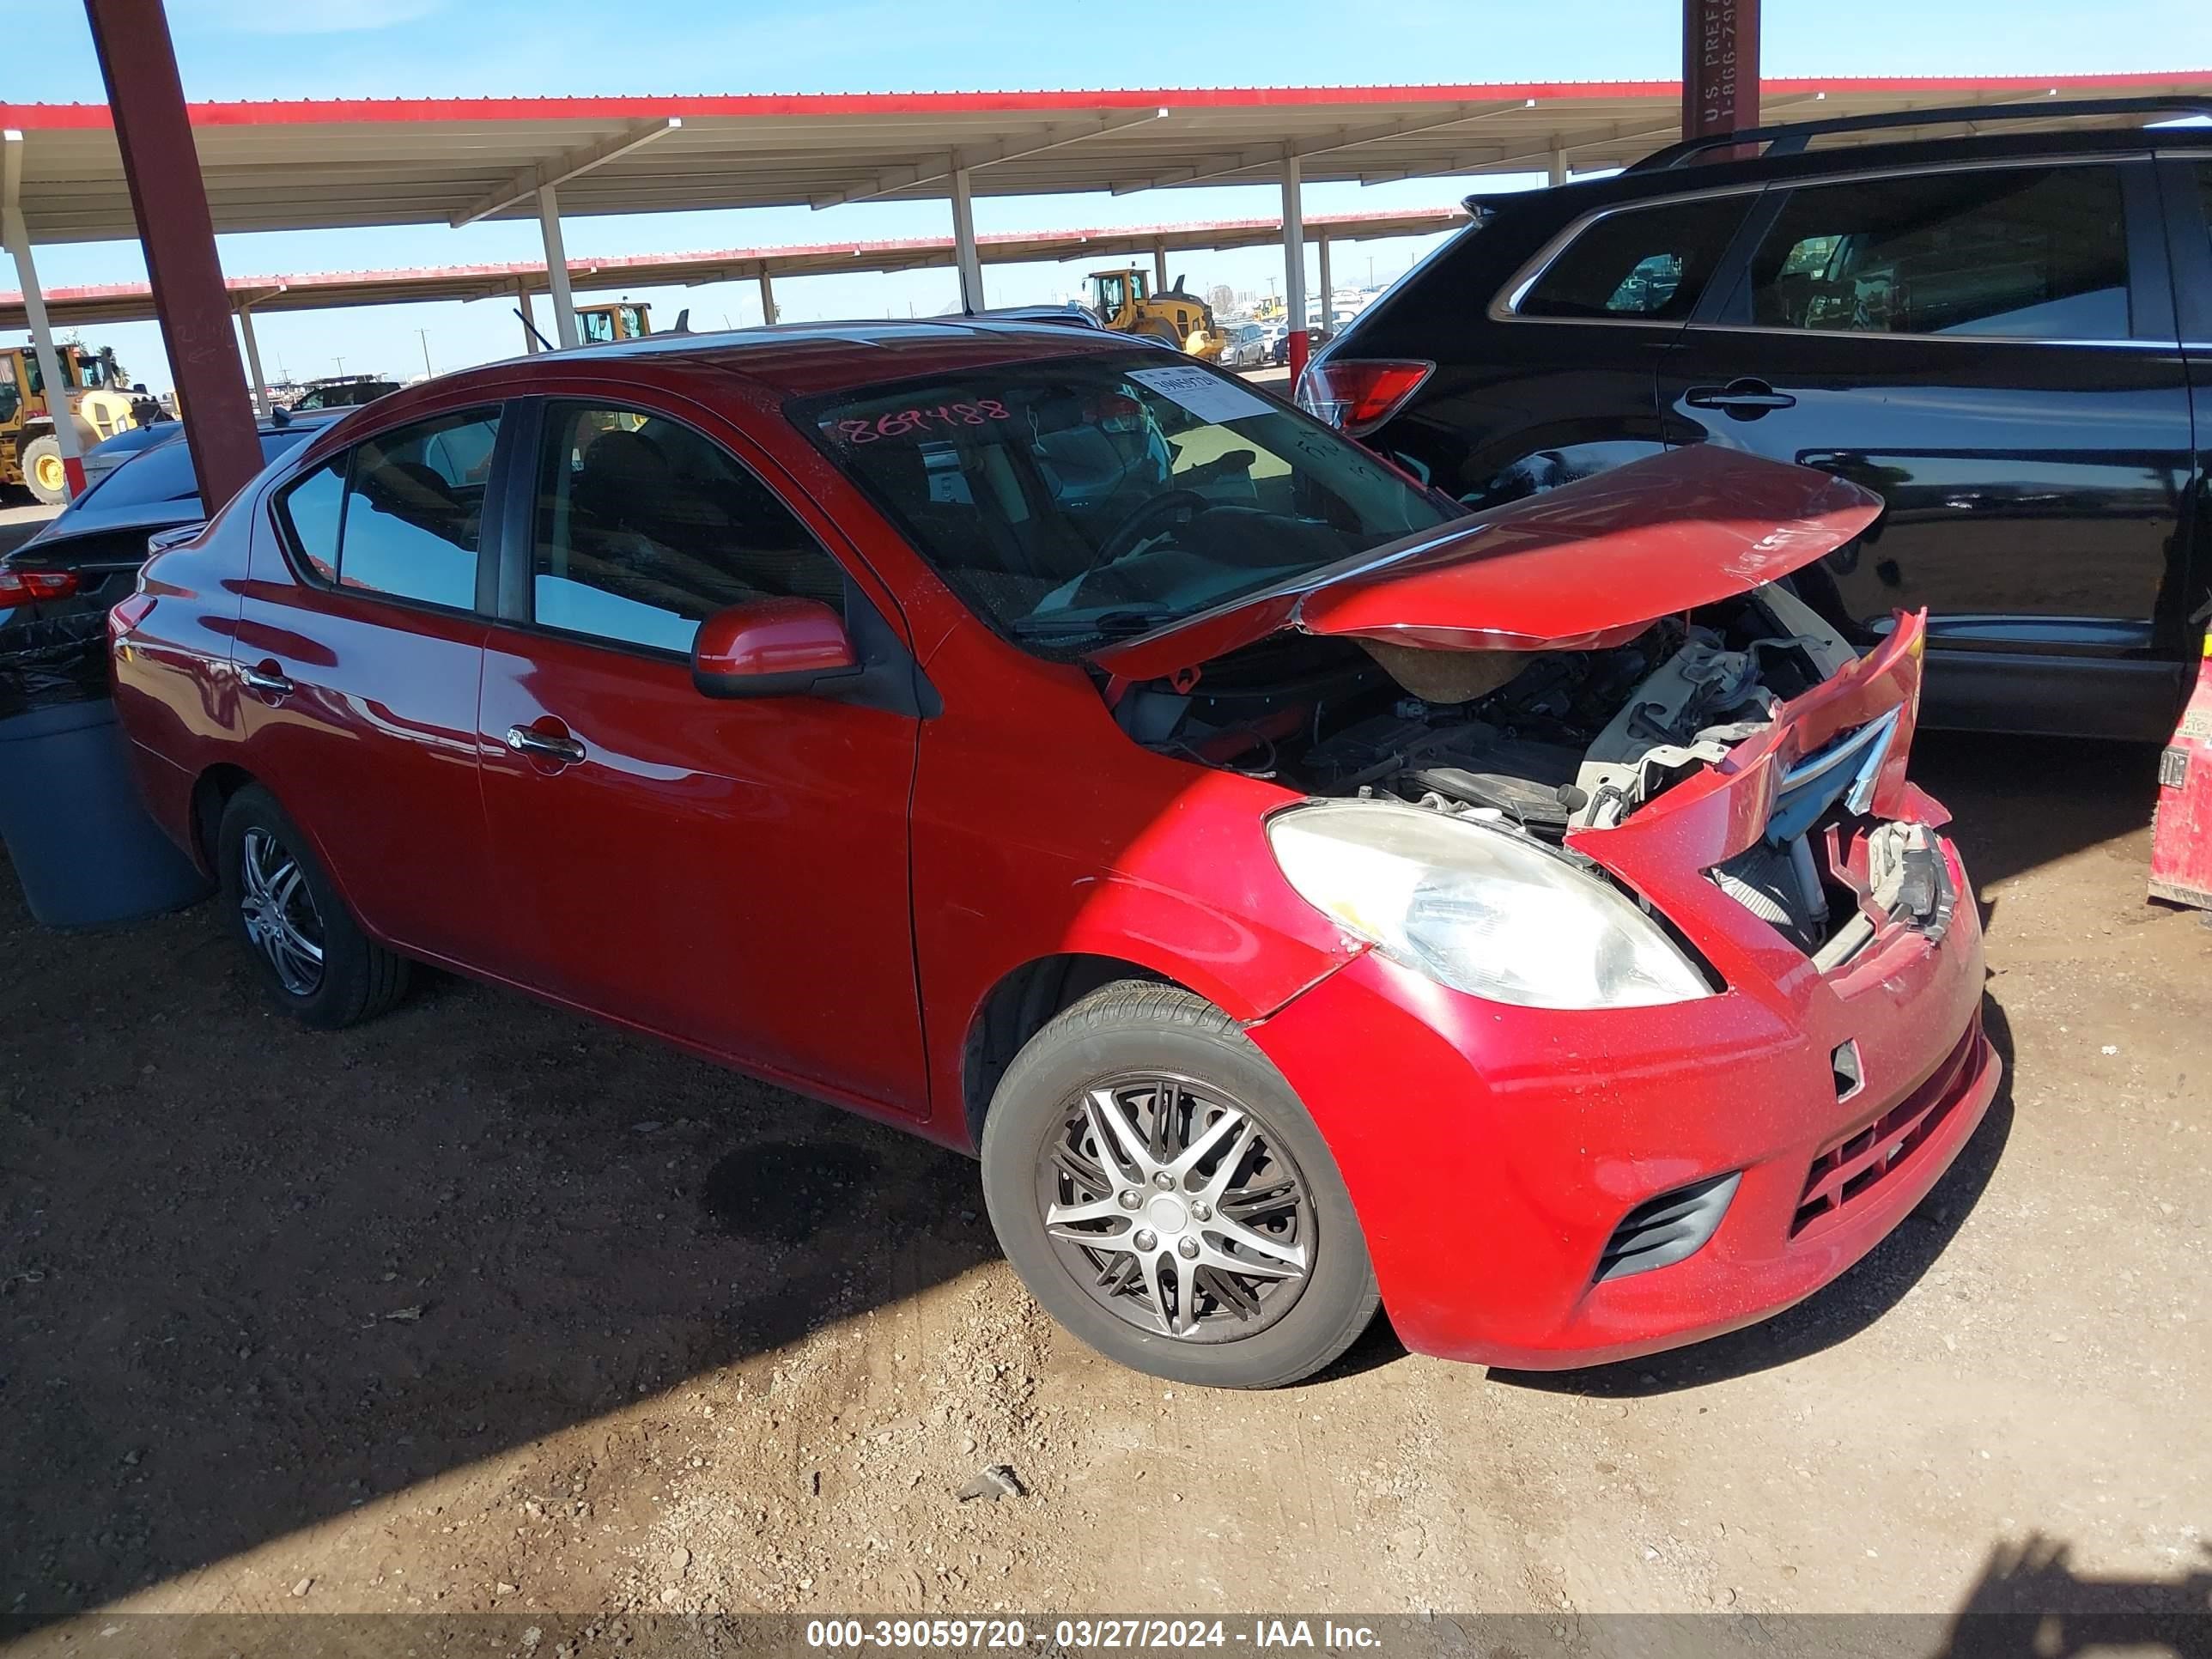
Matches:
[2,732,2208,1640]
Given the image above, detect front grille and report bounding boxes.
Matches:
[1595,1172,1741,1283]
[1791,1027,1977,1237]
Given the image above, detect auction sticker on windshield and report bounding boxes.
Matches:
[1126,364,1273,424]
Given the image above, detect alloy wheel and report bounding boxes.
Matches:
[1035,1074,1315,1343]
[239,826,325,996]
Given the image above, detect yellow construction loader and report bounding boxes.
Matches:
[1,342,137,505]
[1084,268,1223,360]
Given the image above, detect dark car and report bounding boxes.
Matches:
[0,414,334,631]
[1302,97,2212,741]
[290,375,403,410]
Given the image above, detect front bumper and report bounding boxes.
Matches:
[1246,830,1997,1370]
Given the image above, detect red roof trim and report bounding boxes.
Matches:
[4,72,2207,129]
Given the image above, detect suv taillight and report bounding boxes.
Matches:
[0,568,81,610]
[1295,358,1432,437]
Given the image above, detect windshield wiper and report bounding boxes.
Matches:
[1010,607,1172,640]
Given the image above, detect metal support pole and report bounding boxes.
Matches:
[1281,155,1308,378]
[81,0,263,510]
[234,303,267,417]
[0,143,83,500]
[538,185,579,349]
[1682,0,1760,141]
[757,266,779,325]
[520,287,541,353]
[1316,238,1332,330]
[949,162,985,314]
[1547,149,1570,187]
[1152,240,1168,292]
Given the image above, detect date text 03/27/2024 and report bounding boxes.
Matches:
[804,1619,1383,1650]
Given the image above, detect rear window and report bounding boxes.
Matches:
[1512,192,1752,322]
[797,353,1449,656]
[82,427,316,511]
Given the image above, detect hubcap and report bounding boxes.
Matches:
[239,827,325,997]
[32,452,64,492]
[1036,1075,1315,1343]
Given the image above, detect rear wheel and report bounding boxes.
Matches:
[981,982,1379,1389]
[21,434,68,506]
[217,785,409,1029]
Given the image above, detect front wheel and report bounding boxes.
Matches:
[21,434,69,506]
[980,983,1380,1389]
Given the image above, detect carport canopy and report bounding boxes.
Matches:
[6,73,2210,243]
[0,205,1467,331]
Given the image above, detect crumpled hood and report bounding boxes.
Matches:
[1088,445,1884,681]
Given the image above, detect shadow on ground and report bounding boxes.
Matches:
[0,860,998,1620]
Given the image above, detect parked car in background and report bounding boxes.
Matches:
[1220,322,1270,368]
[78,417,175,490]
[1303,97,2212,741]
[288,375,402,410]
[0,413,332,632]
[112,321,1994,1388]
[1269,325,1330,367]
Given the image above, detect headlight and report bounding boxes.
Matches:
[1267,800,1715,1010]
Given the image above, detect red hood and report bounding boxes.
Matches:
[1089,446,1883,680]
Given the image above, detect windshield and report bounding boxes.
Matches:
[799,354,1449,655]
[75,426,317,511]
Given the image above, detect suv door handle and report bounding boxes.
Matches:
[240,663,294,697]
[1684,378,1797,415]
[505,724,586,766]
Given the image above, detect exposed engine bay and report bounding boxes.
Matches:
[1108,580,1952,969]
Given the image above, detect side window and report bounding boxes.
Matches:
[1742,166,2130,339]
[277,456,345,583]
[528,403,847,654]
[338,410,498,607]
[1514,193,1752,321]
[271,408,499,605]
[579,310,616,344]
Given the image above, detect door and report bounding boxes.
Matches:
[234,405,505,960]
[1659,158,2197,739]
[474,398,927,1111]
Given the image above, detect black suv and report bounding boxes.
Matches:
[1304,100,2212,740]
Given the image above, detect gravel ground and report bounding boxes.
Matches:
[1,730,2206,1638]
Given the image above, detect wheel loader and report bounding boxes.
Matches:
[1083,268,1223,361]
[1,342,138,505]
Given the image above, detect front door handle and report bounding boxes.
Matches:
[505,724,586,765]
[240,662,294,697]
[1683,378,1797,416]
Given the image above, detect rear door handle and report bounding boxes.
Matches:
[1683,378,1797,415]
[505,725,586,765]
[240,663,294,697]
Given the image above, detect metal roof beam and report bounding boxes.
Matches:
[449,117,681,228]
[808,107,1168,209]
[1106,99,1534,195]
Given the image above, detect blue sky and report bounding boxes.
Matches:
[6,0,2209,390]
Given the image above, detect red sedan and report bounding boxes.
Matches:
[111,323,1998,1388]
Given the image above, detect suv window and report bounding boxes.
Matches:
[1741,165,2130,339]
[273,407,500,606]
[1513,192,1752,322]
[528,404,845,654]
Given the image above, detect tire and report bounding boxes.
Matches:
[21,434,68,507]
[981,982,1380,1389]
[217,784,408,1030]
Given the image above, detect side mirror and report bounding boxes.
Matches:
[690,597,861,700]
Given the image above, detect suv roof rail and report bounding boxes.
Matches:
[1628,94,2212,172]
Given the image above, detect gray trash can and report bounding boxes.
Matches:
[0,616,212,928]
